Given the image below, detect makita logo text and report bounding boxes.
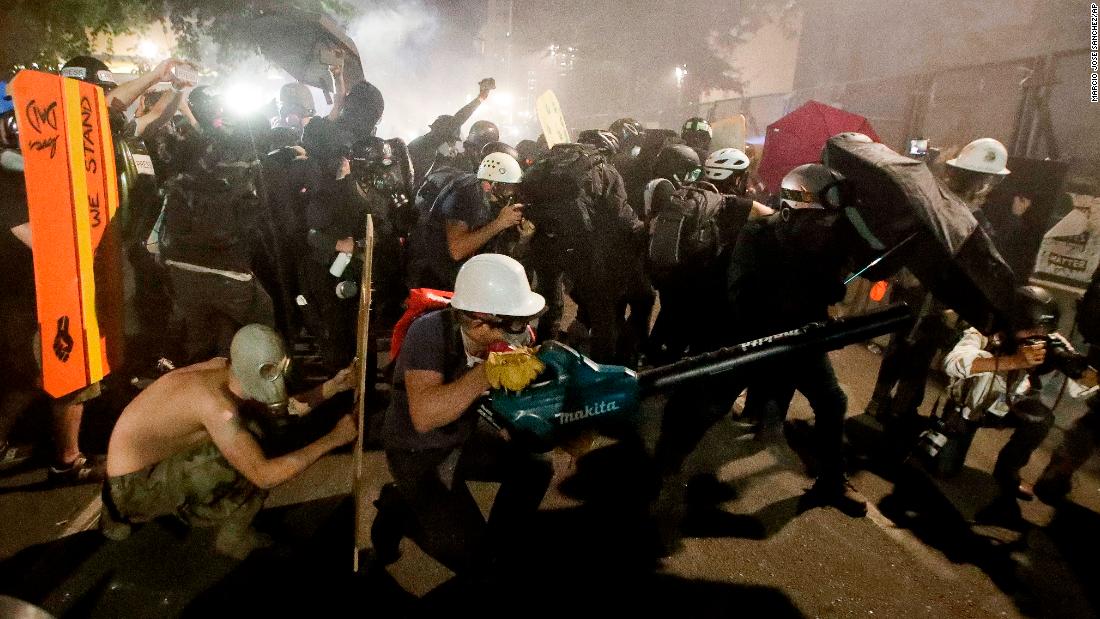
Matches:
[738,327,805,350]
[560,400,619,424]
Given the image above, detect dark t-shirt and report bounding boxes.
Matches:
[382,310,480,451]
[409,174,493,289]
[726,216,846,342]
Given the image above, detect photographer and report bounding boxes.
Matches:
[407,152,527,290]
[1034,267,1100,504]
[934,286,1097,524]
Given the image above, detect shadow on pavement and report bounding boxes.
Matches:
[843,412,1100,619]
[0,443,806,619]
[420,438,806,618]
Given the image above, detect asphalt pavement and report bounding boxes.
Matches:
[1,343,1098,618]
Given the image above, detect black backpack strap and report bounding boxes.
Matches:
[440,308,468,383]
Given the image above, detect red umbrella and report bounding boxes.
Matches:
[758,100,880,194]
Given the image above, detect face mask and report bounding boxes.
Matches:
[501,329,534,348]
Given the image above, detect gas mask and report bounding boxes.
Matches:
[230,324,290,414]
[501,328,535,348]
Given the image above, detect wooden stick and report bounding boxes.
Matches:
[352,214,375,572]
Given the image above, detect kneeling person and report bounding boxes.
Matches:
[375,254,553,575]
[102,324,358,558]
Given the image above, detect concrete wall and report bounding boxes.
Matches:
[792,0,1084,90]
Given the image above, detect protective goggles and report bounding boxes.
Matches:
[780,179,845,209]
[258,356,291,382]
[466,312,535,334]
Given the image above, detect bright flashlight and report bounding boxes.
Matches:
[224,84,270,116]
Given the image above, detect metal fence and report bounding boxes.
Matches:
[700,49,1098,178]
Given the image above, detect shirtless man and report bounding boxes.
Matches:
[102,324,357,558]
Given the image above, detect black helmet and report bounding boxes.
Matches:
[60,56,116,89]
[429,114,461,140]
[681,116,712,151]
[342,81,385,133]
[515,139,544,169]
[349,136,395,181]
[681,116,712,138]
[609,118,644,143]
[654,144,701,184]
[279,82,315,118]
[188,86,222,128]
[302,112,350,162]
[465,120,499,150]
[480,140,519,161]
[1013,285,1060,332]
[577,129,620,155]
[351,137,394,165]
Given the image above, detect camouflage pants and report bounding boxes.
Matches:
[101,439,266,539]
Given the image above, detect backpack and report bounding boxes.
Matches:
[413,165,462,223]
[390,288,454,360]
[647,179,725,272]
[159,167,258,258]
[520,143,602,236]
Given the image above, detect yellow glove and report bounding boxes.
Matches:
[485,347,545,392]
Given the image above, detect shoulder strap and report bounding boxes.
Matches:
[644,178,675,217]
[426,173,468,219]
[440,309,468,383]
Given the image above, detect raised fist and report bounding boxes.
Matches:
[53,316,74,362]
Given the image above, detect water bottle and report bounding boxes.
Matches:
[329,252,352,277]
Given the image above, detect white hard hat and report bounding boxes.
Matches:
[703,148,750,180]
[779,163,844,210]
[477,152,523,184]
[946,138,1010,175]
[450,254,545,317]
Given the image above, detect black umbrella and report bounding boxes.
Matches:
[825,135,1019,334]
[247,7,365,98]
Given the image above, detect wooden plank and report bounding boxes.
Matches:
[352,214,375,571]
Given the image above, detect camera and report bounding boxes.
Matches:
[1023,334,1090,379]
[907,138,928,158]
